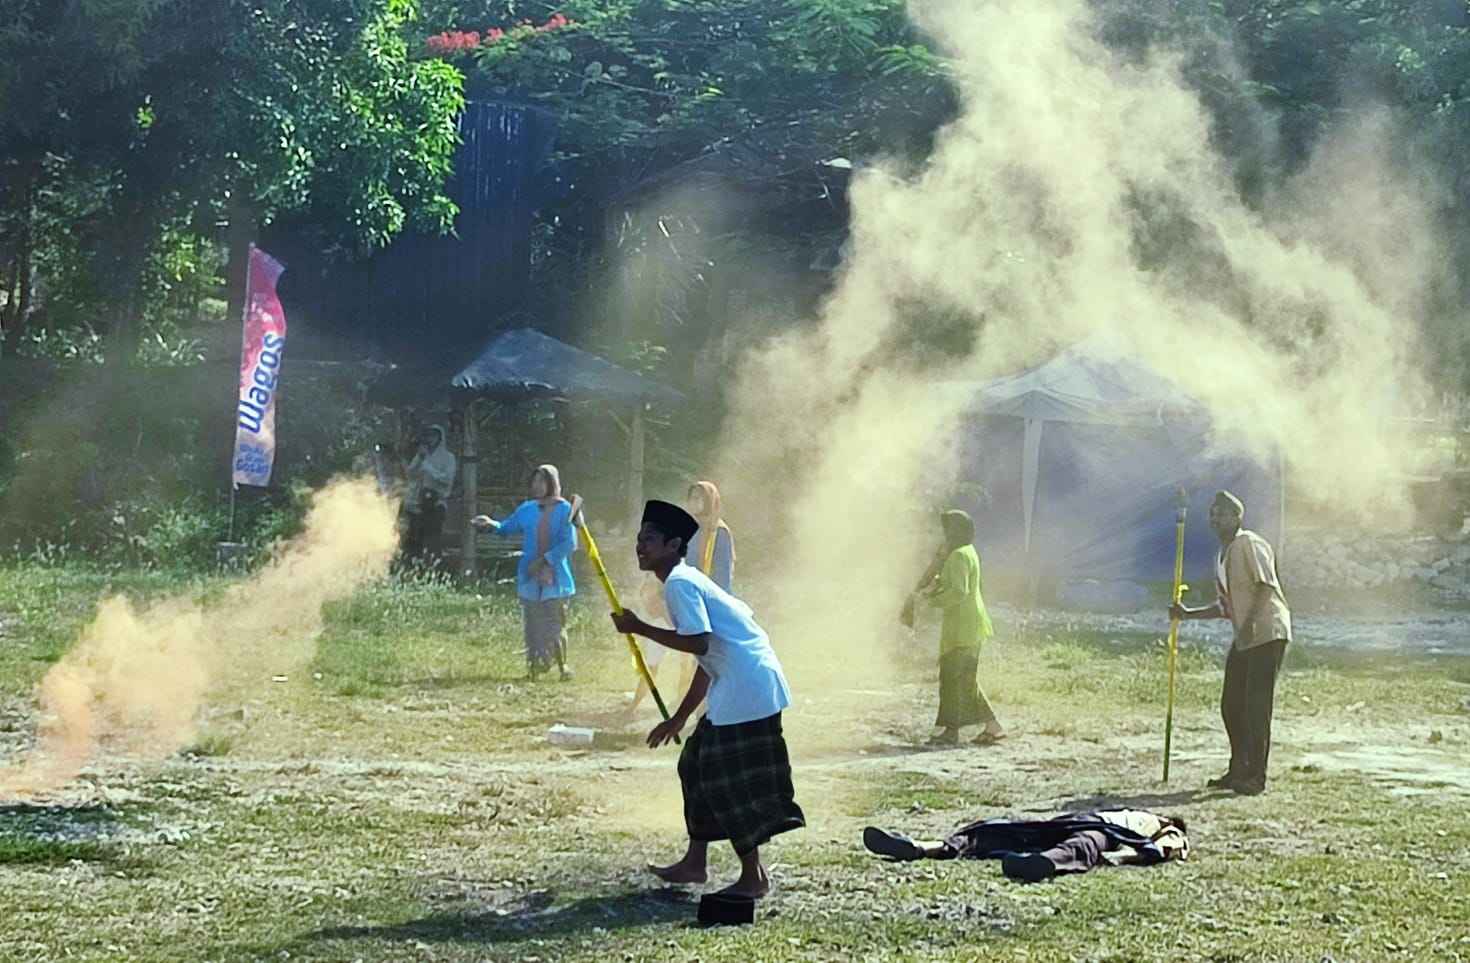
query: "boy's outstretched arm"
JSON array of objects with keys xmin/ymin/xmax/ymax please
[{"xmin": 611, "ymin": 609, "xmax": 710, "ymax": 656}]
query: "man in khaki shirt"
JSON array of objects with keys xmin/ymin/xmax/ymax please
[{"xmin": 1172, "ymin": 491, "xmax": 1292, "ymax": 795}]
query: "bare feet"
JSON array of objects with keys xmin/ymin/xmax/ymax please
[
  {"xmin": 715, "ymin": 850, "xmax": 772, "ymax": 899},
  {"xmin": 647, "ymin": 860, "xmax": 708, "ymax": 885},
  {"xmin": 973, "ymin": 725, "xmax": 1006, "ymax": 746},
  {"xmin": 715, "ymin": 863, "xmax": 771, "ymax": 899}
]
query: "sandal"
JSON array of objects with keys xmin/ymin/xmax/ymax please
[{"xmin": 972, "ymin": 731, "xmax": 1006, "ymax": 746}]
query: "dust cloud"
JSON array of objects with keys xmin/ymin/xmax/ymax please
[
  {"xmin": 709, "ymin": 0, "xmax": 1448, "ymax": 697},
  {"xmin": 0, "ymin": 477, "xmax": 397, "ymax": 797}
]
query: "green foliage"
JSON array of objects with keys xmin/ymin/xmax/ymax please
[
  {"xmin": 430, "ymin": 0, "xmax": 938, "ymax": 168},
  {"xmin": 1, "ymin": 483, "xmax": 313, "ymax": 574},
  {"xmin": 183, "ymin": 730, "xmax": 238, "ymax": 758},
  {"xmin": 0, "ymin": 364, "xmax": 378, "ymax": 571},
  {"xmin": 234, "ymin": 0, "xmax": 466, "ymax": 251},
  {"xmin": 409, "ymin": 1, "xmax": 955, "ymax": 393},
  {"xmin": 4, "ymin": 0, "xmax": 1470, "ymax": 384},
  {"xmin": 0, "ymin": 0, "xmax": 466, "ymax": 362},
  {"xmin": 105, "ymin": 494, "xmax": 227, "ymax": 571}
]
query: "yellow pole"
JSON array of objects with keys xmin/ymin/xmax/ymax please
[
  {"xmin": 1163, "ymin": 488, "xmax": 1189, "ymax": 783},
  {"xmin": 571, "ymin": 500, "xmax": 679, "ymax": 739}
]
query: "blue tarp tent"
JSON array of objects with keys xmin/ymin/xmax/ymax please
[
  {"xmin": 369, "ymin": 327, "xmax": 683, "ymax": 407},
  {"xmin": 450, "ymin": 328, "xmax": 683, "ymax": 405},
  {"xmin": 953, "ymin": 339, "xmax": 1284, "ymax": 585}
]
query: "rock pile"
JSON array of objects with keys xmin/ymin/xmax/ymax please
[{"xmin": 1285, "ymin": 530, "xmax": 1470, "ymax": 598}]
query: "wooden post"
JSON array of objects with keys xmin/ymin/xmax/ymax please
[
  {"xmin": 461, "ymin": 397, "xmax": 480, "ymax": 579},
  {"xmin": 628, "ymin": 404, "xmax": 646, "ymax": 528}
]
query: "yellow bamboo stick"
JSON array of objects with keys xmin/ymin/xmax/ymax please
[
  {"xmin": 1163, "ymin": 488, "xmax": 1189, "ymax": 783},
  {"xmin": 570, "ymin": 499, "xmax": 679, "ymax": 738}
]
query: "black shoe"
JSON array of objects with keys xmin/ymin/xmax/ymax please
[
  {"xmin": 1206, "ymin": 771, "xmax": 1240, "ymax": 789},
  {"xmin": 863, "ymin": 827, "xmax": 925, "ymax": 861},
  {"xmin": 1002, "ymin": 851, "xmax": 1057, "ymax": 883}
]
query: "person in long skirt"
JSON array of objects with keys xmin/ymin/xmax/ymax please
[
  {"xmin": 473, "ymin": 464, "xmax": 577, "ymax": 680},
  {"xmin": 911, "ymin": 509, "xmax": 1004, "ymax": 747},
  {"xmin": 613, "ymin": 500, "xmax": 804, "ymax": 899}
]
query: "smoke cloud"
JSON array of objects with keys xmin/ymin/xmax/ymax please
[
  {"xmin": 0, "ymin": 477, "xmax": 397, "ymax": 797},
  {"xmin": 710, "ymin": 0, "xmax": 1446, "ymax": 690}
]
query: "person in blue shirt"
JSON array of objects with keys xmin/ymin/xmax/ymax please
[
  {"xmin": 625, "ymin": 480, "xmax": 735, "ymax": 719},
  {"xmin": 472, "ymin": 464, "xmax": 577, "ymax": 680},
  {"xmin": 612, "ymin": 500, "xmax": 804, "ymax": 900}
]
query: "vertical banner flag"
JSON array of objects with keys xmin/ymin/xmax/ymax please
[{"xmin": 231, "ymin": 245, "xmax": 288, "ymax": 487}]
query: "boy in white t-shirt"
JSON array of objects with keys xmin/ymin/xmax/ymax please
[{"xmin": 611, "ymin": 500, "xmax": 804, "ymax": 899}]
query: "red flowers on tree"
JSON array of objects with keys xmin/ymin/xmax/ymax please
[
  {"xmin": 425, "ymin": 30, "xmax": 481, "ymax": 55},
  {"xmin": 425, "ymin": 13, "xmax": 574, "ymax": 57}
]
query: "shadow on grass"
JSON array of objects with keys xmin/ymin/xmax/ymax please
[
  {"xmin": 0, "ymin": 802, "xmax": 149, "ymax": 870},
  {"xmin": 303, "ymin": 886, "xmax": 696, "ymax": 949},
  {"xmin": 0, "ymin": 801, "xmax": 118, "ymax": 828}
]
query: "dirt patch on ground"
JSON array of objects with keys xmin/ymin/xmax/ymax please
[{"xmin": 1297, "ymin": 742, "xmax": 1470, "ymax": 796}]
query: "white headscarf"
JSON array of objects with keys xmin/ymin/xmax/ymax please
[{"xmin": 406, "ymin": 425, "xmax": 457, "ymax": 510}]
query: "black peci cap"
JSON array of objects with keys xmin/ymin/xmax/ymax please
[{"xmin": 642, "ymin": 499, "xmax": 699, "ymax": 545}]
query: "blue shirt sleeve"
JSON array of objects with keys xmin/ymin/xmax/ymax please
[
  {"xmin": 664, "ymin": 578, "xmax": 713, "ymax": 636},
  {"xmin": 543, "ymin": 503, "xmax": 577, "ymax": 566},
  {"xmin": 496, "ymin": 501, "xmax": 532, "ymax": 537}
]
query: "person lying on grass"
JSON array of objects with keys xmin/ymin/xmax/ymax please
[
  {"xmin": 610, "ymin": 499, "xmax": 804, "ymax": 900},
  {"xmin": 863, "ymin": 807, "xmax": 1189, "ymax": 883}
]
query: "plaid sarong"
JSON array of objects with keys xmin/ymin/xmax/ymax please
[{"xmin": 678, "ymin": 712, "xmax": 804, "ymax": 856}]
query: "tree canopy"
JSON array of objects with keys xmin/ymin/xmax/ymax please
[
  {"xmin": 0, "ymin": 0, "xmax": 463, "ymax": 362},
  {"xmin": 1, "ymin": 0, "xmax": 1467, "ymax": 384}
]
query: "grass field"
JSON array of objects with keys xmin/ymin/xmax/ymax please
[{"xmin": 3, "ymin": 562, "xmax": 1470, "ymax": 962}]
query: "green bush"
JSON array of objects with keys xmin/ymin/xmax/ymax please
[
  {"xmin": 0, "ymin": 361, "xmax": 378, "ymax": 571},
  {"xmin": 96, "ymin": 493, "xmax": 223, "ymax": 570},
  {"xmin": 2, "ymin": 483, "xmax": 314, "ymax": 574}
]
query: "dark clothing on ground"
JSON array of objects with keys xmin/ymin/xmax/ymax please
[
  {"xmin": 678, "ymin": 712, "xmax": 805, "ymax": 856},
  {"xmin": 1034, "ymin": 828, "xmax": 1110, "ymax": 875},
  {"xmin": 937, "ymin": 812, "xmax": 1181, "ymax": 865},
  {"xmin": 999, "ymin": 829, "xmax": 1115, "ymax": 882},
  {"xmin": 863, "ymin": 809, "xmax": 1188, "ymax": 883},
  {"xmin": 935, "ymin": 648, "xmax": 999, "ymax": 730},
  {"xmin": 1222, "ymin": 637, "xmax": 1287, "ymax": 786}
]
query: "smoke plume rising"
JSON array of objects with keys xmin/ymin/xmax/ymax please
[
  {"xmin": 0, "ymin": 477, "xmax": 397, "ymax": 797},
  {"xmin": 711, "ymin": 0, "xmax": 1447, "ymax": 691}
]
